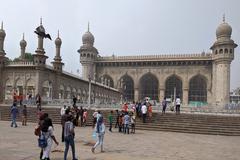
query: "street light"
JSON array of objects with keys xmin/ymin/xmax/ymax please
[{"xmin": 88, "ymin": 74, "xmax": 91, "ymax": 109}]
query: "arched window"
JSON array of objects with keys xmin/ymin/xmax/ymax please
[
  {"xmin": 188, "ymin": 75, "xmax": 207, "ymax": 102},
  {"xmin": 165, "ymin": 75, "xmax": 182, "ymax": 101},
  {"xmin": 224, "ymin": 48, "xmax": 228, "ymax": 53},
  {"xmin": 215, "ymin": 50, "xmax": 218, "ymax": 54},
  {"xmin": 219, "ymin": 49, "xmax": 223, "ymax": 54},
  {"xmin": 230, "ymin": 49, "xmax": 233, "ymax": 53},
  {"xmin": 139, "ymin": 73, "xmax": 159, "ymax": 101},
  {"xmin": 120, "ymin": 74, "xmax": 134, "ymax": 102}
]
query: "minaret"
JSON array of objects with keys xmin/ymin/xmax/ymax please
[
  {"xmin": 0, "ymin": 21, "xmax": 6, "ymax": 57},
  {"xmin": 33, "ymin": 18, "xmax": 48, "ymax": 66},
  {"xmin": 78, "ymin": 23, "xmax": 98, "ymax": 80},
  {"xmin": 211, "ymin": 15, "xmax": 238, "ymax": 106},
  {"xmin": 20, "ymin": 33, "xmax": 27, "ymax": 60},
  {"xmin": 0, "ymin": 21, "xmax": 6, "ymax": 103},
  {"xmin": 52, "ymin": 30, "xmax": 64, "ymax": 72}
]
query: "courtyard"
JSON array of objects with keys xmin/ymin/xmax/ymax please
[{"xmin": 0, "ymin": 121, "xmax": 239, "ymax": 160}]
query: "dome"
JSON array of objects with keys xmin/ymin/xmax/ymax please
[
  {"xmin": 82, "ymin": 31, "xmax": 94, "ymax": 45},
  {"xmin": 55, "ymin": 37, "xmax": 62, "ymax": 46},
  {"xmin": 216, "ymin": 22, "xmax": 232, "ymax": 38},
  {"xmin": 20, "ymin": 39, "xmax": 27, "ymax": 47}
]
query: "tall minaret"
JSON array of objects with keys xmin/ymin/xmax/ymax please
[
  {"xmin": 0, "ymin": 22, "xmax": 6, "ymax": 57},
  {"xmin": 33, "ymin": 18, "xmax": 48, "ymax": 66},
  {"xmin": 0, "ymin": 21, "xmax": 6, "ymax": 103},
  {"xmin": 78, "ymin": 22, "xmax": 98, "ymax": 80},
  {"xmin": 211, "ymin": 15, "xmax": 238, "ymax": 106},
  {"xmin": 20, "ymin": 33, "xmax": 27, "ymax": 60},
  {"xmin": 52, "ymin": 30, "xmax": 64, "ymax": 72}
]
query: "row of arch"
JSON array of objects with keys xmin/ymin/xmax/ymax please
[
  {"xmin": 5, "ymin": 79, "xmax": 115, "ymax": 103},
  {"xmin": 215, "ymin": 48, "xmax": 233, "ymax": 54},
  {"xmin": 102, "ymin": 73, "xmax": 208, "ymax": 103}
]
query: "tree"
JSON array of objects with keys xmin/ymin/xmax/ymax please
[{"xmin": 12, "ymin": 52, "xmax": 34, "ymax": 62}]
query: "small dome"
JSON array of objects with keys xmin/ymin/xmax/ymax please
[
  {"xmin": 55, "ymin": 37, "xmax": 62, "ymax": 46},
  {"xmin": 82, "ymin": 31, "xmax": 94, "ymax": 45},
  {"xmin": 216, "ymin": 22, "xmax": 232, "ymax": 38},
  {"xmin": 38, "ymin": 25, "xmax": 45, "ymax": 33},
  {"xmin": 20, "ymin": 39, "xmax": 27, "ymax": 47}
]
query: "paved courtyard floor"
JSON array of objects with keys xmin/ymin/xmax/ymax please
[{"xmin": 0, "ymin": 120, "xmax": 240, "ymax": 160}]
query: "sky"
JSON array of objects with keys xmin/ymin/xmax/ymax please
[{"xmin": 0, "ymin": 0, "xmax": 239, "ymax": 90}]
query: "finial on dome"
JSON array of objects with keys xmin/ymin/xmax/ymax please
[
  {"xmin": 57, "ymin": 30, "xmax": 59, "ymax": 38},
  {"xmin": 1, "ymin": 21, "xmax": 3, "ymax": 29},
  {"xmin": 223, "ymin": 14, "xmax": 225, "ymax": 23},
  {"xmin": 22, "ymin": 33, "xmax": 25, "ymax": 40},
  {"xmin": 40, "ymin": 17, "xmax": 42, "ymax": 25},
  {"xmin": 88, "ymin": 22, "xmax": 90, "ymax": 32}
]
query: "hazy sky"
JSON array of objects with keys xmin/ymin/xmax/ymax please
[{"xmin": 0, "ymin": 0, "xmax": 239, "ymax": 90}]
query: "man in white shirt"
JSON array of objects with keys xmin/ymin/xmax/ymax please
[
  {"xmin": 141, "ymin": 103, "xmax": 147, "ymax": 123},
  {"xmin": 61, "ymin": 105, "xmax": 67, "ymax": 116},
  {"xmin": 176, "ymin": 97, "xmax": 181, "ymax": 115}
]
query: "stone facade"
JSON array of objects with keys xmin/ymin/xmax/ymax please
[
  {"xmin": 79, "ymin": 18, "xmax": 238, "ymax": 107},
  {"xmin": 0, "ymin": 21, "xmax": 120, "ymax": 104}
]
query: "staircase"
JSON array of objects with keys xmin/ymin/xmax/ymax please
[{"xmin": 1, "ymin": 105, "xmax": 240, "ymax": 136}]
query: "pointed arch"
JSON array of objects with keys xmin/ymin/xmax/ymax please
[
  {"xmin": 188, "ymin": 74, "xmax": 207, "ymax": 103},
  {"xmin": 101, "ymin": 74, "xmax": 114, "ymax": 87},
  {"xmin": 120, "ymin": 74, "xmax": 134, "ymax": 102},
  {"xmin": 165, "ymin": 75, "xmax": 183, "ymax": 100},
  {"xmin": 26, "ymin": 78, "xmax": 36, "ymax": 96},
  {"xmin": 42, "ymin": 80, "xmax": 52, "ymax": 98},
  {"xmin": 139, "ymin": 72, "xmax": 159, "ymax": 101},
  {"xmin": 15, "ymin": 78, "xmax": 24, "ymax": 95},
  {"xmin": 5, "ymin": 79, "xmax": 13, "ymax": 100}
]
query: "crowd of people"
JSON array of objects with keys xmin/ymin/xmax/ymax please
[{"xmin": 8, "ymin": 94, "xmax": 183, "ymax": 160}]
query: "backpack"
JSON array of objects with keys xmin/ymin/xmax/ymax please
[{"xmin": 38, "ymin": 133, "xmax": 47, "ymax": 148}]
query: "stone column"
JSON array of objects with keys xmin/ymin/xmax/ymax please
[
  {"xmin": 134, "ymin": 88, "xmax": 139, "ymax": 102},
  {"xmin": 159, "ymin": 89, "xmax": 165, "ymax": 102},
  {"xmin": 183, "ymin": 88, "xmax": 189, "ymax": 105}
]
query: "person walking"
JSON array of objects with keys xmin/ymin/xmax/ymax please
[
  {"xmin": 92, "ymin": 109, "xmax": 98, "ymax": 129},
  {"xmin": 162, "ymin": 97, "xmax": 167, "ymax": 115},
  {"xmin": 108, "ymin": 110, "xmax": 113, "ymax": 132},
  {"xmin": 130, "ymin": 112, "xmax": 136, "ymax": 133},
  {"xmin": 64, "ymin": 115, "xmax": 78, "ymax": 160},
  {"xmin": 22, "ymin": 105, "xmax": 27, "ymax": 126},
  {"xmin": 123, "ymin": 112, "xmax": 130, "ymax": 134},
  {"xmin": 114, "ymin": 110, "xmax": 120, "ymax": 128},
  {"xmin": 61, "ymin": 109, "xmax": 70, "ymax": 142},
  {"xmin": 176, "ymin": 96, "xmax": 181, "ymax": 115},
  {"xmin": 148, "ymin": 103, "xmax": 153, "ymax": 122},
  {"xmin": 41, "ymin": 118, "xmax": 59, "ymax": 160},
  {"xmin": 10, "ymin": 103, "xmax": 19, "ymax": 128},
  {"xmin": 92, "ymin": 115, "xmax": 105, "ymax": 153},
  {"xmin": 141, "ymin": 103, "xmax": 147, "ymax": 123}
]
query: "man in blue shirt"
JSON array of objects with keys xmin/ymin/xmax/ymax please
[{"xmin": 10, "ymin": 103, "xmax": 19, "ymax": 128}]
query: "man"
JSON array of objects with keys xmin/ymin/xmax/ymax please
[
  {"xmin": 10, "ymin": 103, "xmax": 19, "ymax": 127},
  {"xmin": 176, "ymin": 96, "xmax": 181, "ymax": 115},
  {"xmin": 60, "ymin": 105, "xmax": 67, "ymax": 116},
  {"xmin": 64, "ymin": 115, "xmax": 78, "ymax": 160},
  {"xmin": 61, "ymin": 109, "xmax": 70, "ymax": 142},
  {"xmin": 162, "ymin": 97, "xmax": 167, "ymax": 115},
  {"xmin": 114, "ymin": 110, "xmax": 120, "ymax": 128},
  {"xmin": 141, "ymin": 103, "xmax": 147, "ymax": 123},
  {"xmin": 108, "ymin": 111, "xmax": 113, "ymax": 132},
  {"xmin": 123, "ymin": 112, "xmax": 130, "ymax": 134},
  {"xmin": 73, "ymin": 96, "xmax": 77, "ymax": 106}
]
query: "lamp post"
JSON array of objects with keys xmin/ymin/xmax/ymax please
[{"xmin": 88, "ymin": 75, "xmax": 91, "ymax": 109}]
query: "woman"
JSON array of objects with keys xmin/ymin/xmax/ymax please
[
  {"xmin": 41, "ymin": 118, "xmax": 59, "ymax": 160},
  {"xmin": 91, "ymin": 115, "xmax": 105, "ymax": 153}
]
